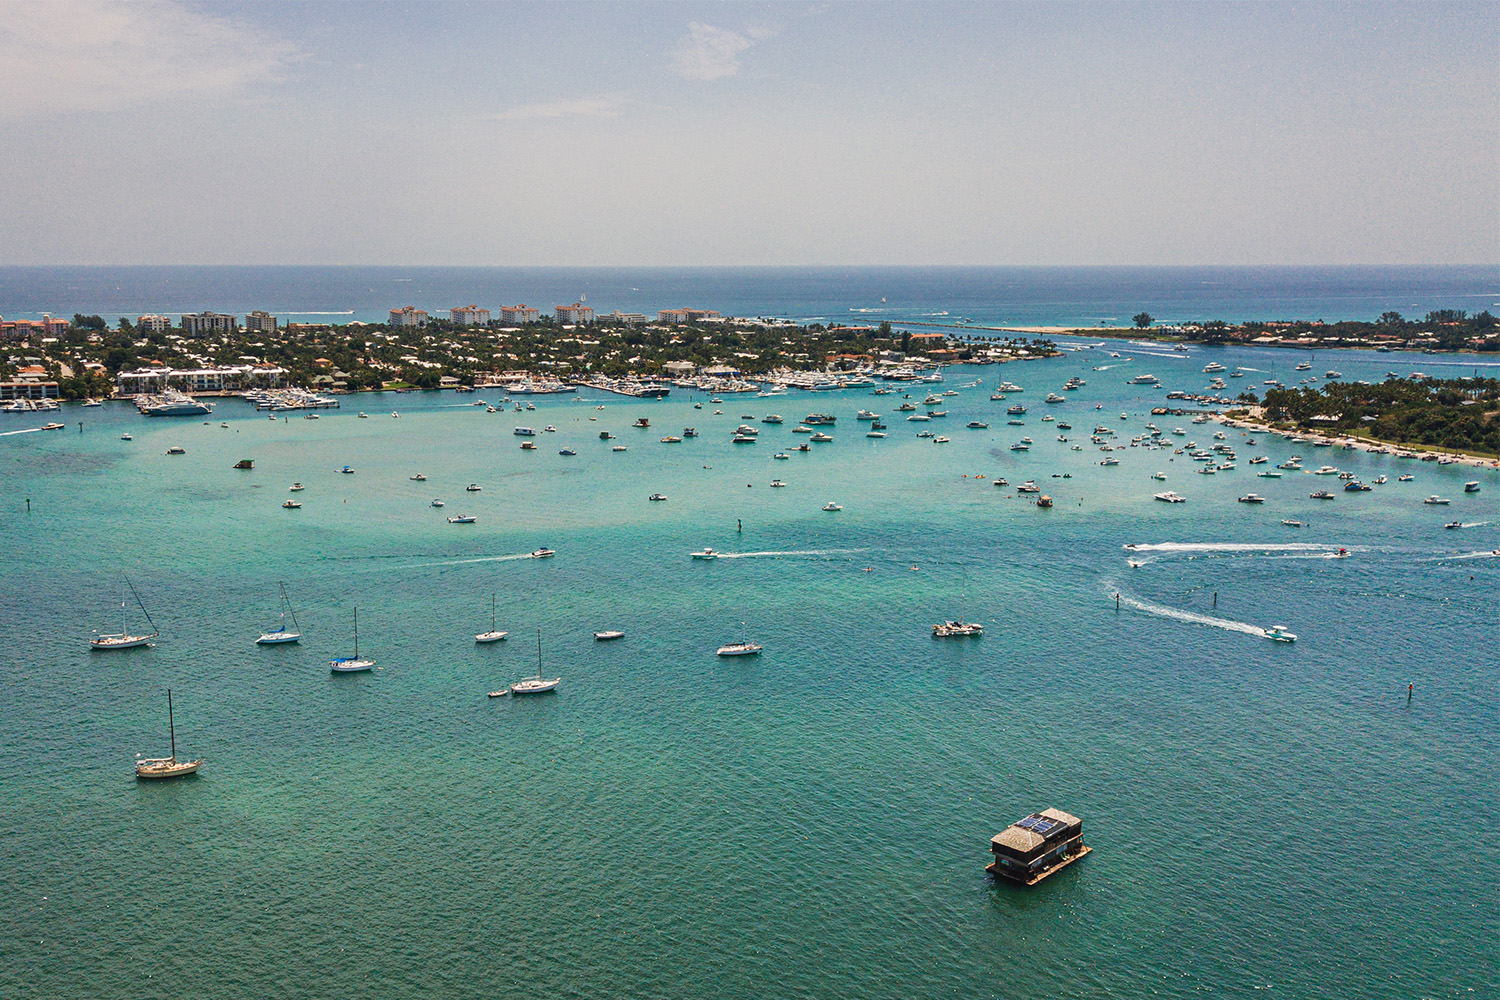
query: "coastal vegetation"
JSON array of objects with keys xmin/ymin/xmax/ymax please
[
  {"xmin": 1252, "ymin": 376, "xmax": 1500, "ymax": 457},
  {"xmin": 3, "ymin": 315, "xmax": 1056, "ymax": 399},
  {"xmin": 1106, "ymin": 310, "xmax": 1498, "ymax": 352}
]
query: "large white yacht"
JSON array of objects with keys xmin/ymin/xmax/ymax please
[{"xmin": 715, "ymin": 642, "xmax": 762, "ymax": 656}]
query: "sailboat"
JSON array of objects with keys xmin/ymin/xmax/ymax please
[
  {"xmin": 933, "ymin": 572, "xmax": 983, "ymax": 637},
  {"xmin": 476, "ymin": 594, "xmax": 508, "ymax": 643},
  {"xmin": 329, "ymin": 606, "xmax": 374, "ymax": 672},
  {"xmin": 256, "ymin": 581, "xmax": 301, "ymax": 645},
  {"xmin": 91, "ymin": 578, "xmax": 160, "ymax": 649},
  {"xmin": 135, "ymin": 689, "xmax": 203, "ymax": 779},
  {"xmin": 511, "ymin": 629, "xmax": 559, "ymax": 695}
]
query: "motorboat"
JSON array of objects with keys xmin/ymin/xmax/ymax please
[
  {"xmin": 134, "ymin": 689, "xmax": 203, "ymax": 779},
  {"xmin": 1444, "ymin": 521, "xmax": 1463, "ymax": 530},
  {"xmin": 1151, "ymin": 472, "xmax": 1167, "ymax": 481},
  {"xmin": 1264, "ymin": 625, "xmax": 1296, "ymax": 642},
  {"xmin": 648, "ymin": 493, "xmax": 667, "ymax": 501},
  {"xmin": 513, "ymin": 426, "xmax": 537, "ymax": 436},
  {"xmin": 1398, "ymin": 474, "xmax": 1414, "ymax": 482},
  {"xmin": 289, "ymin": 483, "xmax": 305, "ymax": 491},
  {"xmin": 466, "ymin": 483, "xmax": 482, "ymax": 491},
  {"xmin": 1344, "ymin": 481, "xmax": 1370, "ymax": 492},
  {"xmin": 559, "ymin": 448, "xmax": 576, "ymax": 456},
  {"xmin": 1464, "ymin": 481, "xmax": 1481, "ymax": 493},
  {"xmin": 866, "ymin": 431, "xmax": 887, "ymax": 438},
  {"xmin": 531, "ymin": 547, "xmax": 556, "ymax": 558},
  {"xmin": 933, "ymin": 436, "xmax": 951, "ymax": 444},
  {"xmin": 1258, "ymin": 470, "xmax": 1283, "ymax": 478},
  {"xmin": 1237, "ymin": 494, "xmax": 1267, "ymax": 504},
  {"xmin": 410, "ymin": 473, "xmax": 427, "ymax": 481},
  {"xmin": 690, "ymin": 548, "xmax": 718, "ymax": 560},
  {"xmin": 282, "ymin": 500, "xmax": 302, "ymax": 509},
  {"xmin": 1310, "ymin": 490, "xmax": 1335, "ymax": 500},
  {"xmin": 810, "ymin": 432, "xmax": 834, "ymax": 442},
  {"xmin": 612, "ymin": 445, "xmax": 628, "ymax": 451},
  {"xmin": 512, "ymin": 630, "xmax": 560, "ymax": 694},
  {"xmin": 431, "ymin": 499, "xmax": 445, "ymax": 507},
  {"xmin": 594, "ymin": 630, "xmax": 625, "ymax": 641},
  {"xmin": 1313, "ymin": 466, "xmax": 1339, "ymax": 475},
  {"xmin": 120, "ymin": 433, "xmax": 133, "ymax": 441},
  {"xmin": 1423, "ymin": 495, "xmax": 1450, "ymax": 505},
  {"xmin": 769, "ymin": 480, "xmax": 786, "ymax": 488},
  {"xmin": 1017, "ymin": 481, "xmax": 1041, "ymax": 493},
  {"xmin": 967, "ymin": 421, "xmax": 989, "ymax": 429},
  {"xmin": 932, "ymin": 620, "xmax": 983, "ymax": 637},
  {"xmin": 1282, "ymin": 519, "xmax": 1302, "ymax": 527},
  {"xmin": 715, "ymin": 642, "xmax": 762, "ymax": 656},
  {"xmin": 763, "ymin": 415, "xmax": 785, "ymax": 424},
  {"xmin": 338, "ymin": 465, "xmax": 354, "ymax": 474},
  {"xmin": 1100, "ymin": 457, "xmax": 1119, "ymax": 466},
  {"xmin": 1153, "ymin": 491, "xmax": 1186, "ymax": 503},
  {"xmin": 856, "ymin": 410, "xmax": 878, "ymax": 420},
  {"xmin": 447, "ymin": 514, "xmax": 476, "ymax": 523},
  {"xmin": 1009, "ymin": 442, "xmax": 1029, "ymax": 451},
  {"xmin": 774, "ymin": 451, "xmax": 791, "ymax": 459},
  {"xmin": 166, "ymin": 446, "xmax": 186, "ymax": 455},
  {"xmin": 660, "ymin": 436, "xmax": 682, "ymax": 443}
]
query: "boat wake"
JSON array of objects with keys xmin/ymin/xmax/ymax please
[
  {"xmin": 1105, "ymin": 583, "xmax": 1269, "ymax": 638},
  {"xmin": 1123, "ymin": 541, "xmax": 1356, "ymax": 556},
  {"xmin": 1421, "ymin": 549, "xmax": 1500, "ymax": 562},
  {"xmin": 0, "ymin": 427, "xmax": 42, "ymax": 436},
  {"xmin": 716, "ymin": 548, "xmax": 866, "ymax": 560},
  {"xmin": 403, "ymin": 552, "xmax": 545, "ymax": 569}
]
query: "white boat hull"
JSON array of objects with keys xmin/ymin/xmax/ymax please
[
  {"xmin": 511, "ymin": 677, "xmax": 560, "ymax": 694},
  {"xmin": 475, "ymin": 631, "xmax": 508, "ymax": 643},
  {"xmin": 135, "ymin": 758, "xmax": 202, "ymax": 779},
  {"xmin": 330, "ymin": 658, "xmax": 374, "ymax": 673},
  {"xmin": 255, "ymin": 631, "xmax": 300, "ymax": 645},
  {"xmin": 91, "ymin": 634, "xmax": 155, "ymax": 649}
]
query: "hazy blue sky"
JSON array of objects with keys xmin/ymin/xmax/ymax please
[{"xmin": 1, "ymin": 1, "xmax": 1494, "ymax": 265}]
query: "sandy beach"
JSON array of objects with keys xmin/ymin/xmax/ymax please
[{"xmin": 1217, "ymin": 408, "xmax": 1500, "ymax": 470}]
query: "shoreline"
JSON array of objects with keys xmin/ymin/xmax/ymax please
[{"xmin": 1216, "ymin": 408, "xmax": 1500, "ymax": 470}]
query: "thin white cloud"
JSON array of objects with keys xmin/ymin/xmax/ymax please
[
  {"xmin": 492, "ymin": 94, "xmax": 631, "ymax": 122},
  {"xmin": 672, "ymin": 22, "xmax": 776, "ymax": 81},
  {"xmin": 0, "ymin": 0, "xmax": 299, "ymax": 118}
]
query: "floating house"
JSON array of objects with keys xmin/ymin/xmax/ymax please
[{"xmin": 987, "ymin": 808, "xmax": 1090, "ymax": 885}]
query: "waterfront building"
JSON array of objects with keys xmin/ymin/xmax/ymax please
[
  {"xmin": 181, "ymin": 312, "xmax": 238, "ymax": 336},
  {"xmin": 244, "ymin": 310, "xmax": 278, "ymax": 333},
  {"xmin": 136, "ymin": 314, "xmax": 172, "ymax": 333},
  {"xmin": 499, "ymin": 305, "xmax": 540, "ymax": 325},
  {"xmin": 451, "ymin": 305, "xmax": 491, "ymax": 326},
  {"xmin": 658, "ymin": 308, "xmax": 722, "ymax": 324},
  {"xmin": 555, "ymin": 303, "xmax": 595, "ymax": 324},
  {"xmin": 1, "ymin": 315, "xmax": 70, "ymax": 340},
  {"xmin": 116, "ymin": 365, "xmax": 287, "ymax": 396},
  {"xmin": 389, "ymin": 306, "xmax": 429, "ymax": 328}
]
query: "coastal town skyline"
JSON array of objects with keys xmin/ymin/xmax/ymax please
[{"xmin": 1, "ymin": 0, "xmax": 1494, "ymax": 268}]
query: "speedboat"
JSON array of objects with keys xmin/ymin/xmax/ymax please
[
  {"xmin": 821, "ymin": 502, "xmax": 842, "ymax": 511},
  {"xmin": 289, "ymin": 483, "xmax": 305, "ymax": 491},
  {"xmin": 690, "ymin": 548, "xmax": 718, "ymax": 560},
  {"xmin": 932, "ymin": 620, "xmax": 983, "ymax": 637},
  {"xmin": 282, "ymin": 500, "xmax": 302, "ymax": 509},
  {"xmin": 1444, "ymin": 521, "xmax": 1463, "ymax": 529},
  {"xmin": 1258, "ymin": 470, "xmax": 1283, "ymax": 478},
  {"xmin": 531, "ymin": 547, "xmax": 556, "ymax": 558},
  {"xmin": 715, "ymin": 642, "xmax": 762, "ymax": 656},
  {"xmin": 338, "ymin": 465, "xmax": 354, "ymax": 474},
  {"xmin": 1398, "ymin": 474, "xmax": 1414, "ymax": 482},
  {"xmin": 1237, "ymin": 494, "xmax": 1266, "ymax": 504},
  {"xmin": 447, "ymin": 514, "xmax": 476, "ymax": 523},
  {"xmin": 1154, "ymin": 491, "xmax": 1186, "ymax": 503},
  {"xmin": 1263, "ymin": 625, "xmax": 1296, "ymax": 643}
]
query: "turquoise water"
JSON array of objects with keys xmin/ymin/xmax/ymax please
[{"xmin": 2, "ymin": 343, "xmax": 1496, "ymax": 998}]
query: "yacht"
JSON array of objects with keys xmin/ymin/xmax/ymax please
[
  {"xmin": 932, "ymin": 620, "xmax": 983, "ymax": 637},
  {"xmin": 1007, "ymin": 404, "xmax": 1027, "ymax": 415},
  {"xmin": 91, "ymin": 580, "xmax": 159, "ymax": 650},
  {"xmin": 511, "ymin": 631, "xmax": 560, "ymax": 695},
  {"xmin": 476, "ymin": 594, "xmax": 508, "ymax": 643},
  {"xmin": 139, "ymin": 390, "xmax": 214, "ymax": 417},
  {"xmin": 1045, "ymin": 393, "xmax": 1067, "ymax": 403},
  {"xmin": 1263, "ymin": 625, "xmax": 1297, "ymax": 643},
  {"xmin": 1128, "ymin": 374, "xmax": 1159, "ymax": 384},
  {"xmin": 1296, "ymin": 361, "xmax": 1312, "ymax": 371},
  {"xmin": 856, "ymin": 410, "xmax": 878, "ymax": 420},
  {"xmin": 691, "ymin": 548, "xmax": 718, "ymax": 560},
  {"xmin": 1016, "ymin": 481, "xmax": 1041, "ymax": 493},
  {"xmin": 134, "ymin": 689, "xmax": 203, "ymax": 779},
  {"xmin": 1203, "ymin": 362, "xmax": 1226, "ymax": 373},
  {"xmin": 715, "ymin": 642, "xmax": 762, "ymax": 656},
  {"xmin": 810, "ymin": 432, "xmax": 834, "ymax": 442},
  {"xmin": 1313, "ymin": 466, "xmax": 1340, "ymax": 476},
  {"xmin": 329, "ymin": 608, "xmax": 374, "ymax": 673},
  {"xmin": 967, "ymin": 421, "xmax": 989, "ymax": 429},
  {"xmin": 1237, "ymin": 494, "xmax": 1267, "ymax": 504},
  {"xmin": 1153, "ymin": 491, "xmax": 1186, "ymax": 503}
]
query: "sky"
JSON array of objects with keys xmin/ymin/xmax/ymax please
[{"xmin": 0, "ymin": 0, "xmax": 1495, "ymax": 266}]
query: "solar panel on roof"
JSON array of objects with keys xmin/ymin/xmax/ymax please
[{"xmin": 1016, "ymin": 815, "xmax": 1063, "ymax": 835}]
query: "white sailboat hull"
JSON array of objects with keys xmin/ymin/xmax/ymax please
[
  {"xmin": 330, "ymin": 658, "xmax": 374, "ymax": 673},
  {"xmin": 91, "ymin": 633, "xmax": 155, "ymax": 649},
  {"xmin": 135, "ymin": 758, "xmax": 202, "ymax": 779},
  {"xmin": 255, "ymin": 631, "xmax": 300, "ymax": 645},
  {"xmin": 475, "ymin": 631, "xmax": 508, "ymax": 643},
  {"xmin": 511, "ymin": 677, "xmax": 560, "ymax": 694}
]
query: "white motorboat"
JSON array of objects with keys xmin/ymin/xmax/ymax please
[
  {"xmin": 431, "ymin": 499, "xmax": 445, "ymax": 507},
  {"xmin": 289, "ymin": 482, "xmax": 305, "ymax": 491},
  {"xmin": 447, "ymin": 514, "xmax": 476, "ymax": 523},
  {"xmin": 1154, "ymin": 491, "xmax": 1186, "ymax": 503},
  {"xmin": 715, "ymin": 642, "xmax": 762, "ymax": 656},
  {"xmin": 1423, "ymin": 495, "xmax": 1450, "ymax": 505},
  {"xmin": 329, "ymin": 607, "xmax": 374, "ymax": 672},
  {"xmin": 511, "ymin": 630, "xmax": 560, "ymax": 694},
  {"xmin": 1258, "ymin": 470, "xmax": 1283, "ymax": 478},
  {"xmin": 282, "ymin": 500, "xmax": 302, "ymax": 509},
  {"xmin": 649, "ymin": 493, "xmax": 668, "ymax": 501},
  {"xmin": 769, "ymin": 479, "xmax": 786, "ymax": 487},
  {"xmin": 1263, "ymin": 625, "xmax": 1297, "ymax": 643},
  {"xmin": 134, "ymin": 689, "xmax": 203, "ymax": 779},
  {"xmin": 91, "ymin": 579, "xmax": 159, "ymax": 650},
  {"xmin": 1237, "ymin": 494, "xmax": 1267, "ymax": 504},
  {"xmin": 691, "ymin": 548, "xmax": 718, "ymax": 560},
  {"xmin": 594, "ymin": 630, "xmax": 625, "ymax": 641},
  {"xmin": 256, "ymin": 581, "xmax": 302, "ymax": 645},
  {"xmin": 476, "ymin": 594, "xmax": 508, "ymax": 643},
  {"xmin": 1151, "ymin": 472, "xmax": 1167, "ymax": 480},
  {"xmin": 1464, "ymin": 481, "xmax": 1481, "ymax": 493},
  {"xmin": 1282, "ymin": 519, "xmax": 1302, "ymax": 527},
  {"xmin": 821, "ymin": 502, "xmax": 843, "ymax": 511},
  {"xmin": 410, "ymin": 473, "xmax": 427, "ymax": 481},
  {"xmin": 531, "ymin": 547, "xmax": 556, "ymax": 558}
]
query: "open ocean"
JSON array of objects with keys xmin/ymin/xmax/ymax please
[
  {"xmin": 1, "ymin": 268, "xmax": 1498, "ymax": 998},
  {"xmin": 1, "ymin": 264, "xmax": 1497, "ymax": 328}
]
